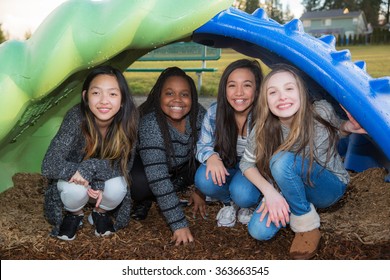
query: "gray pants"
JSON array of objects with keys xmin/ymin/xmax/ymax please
[{"xmin": 57, "ymin": 177, "xmax": 127, "ymax": 212}]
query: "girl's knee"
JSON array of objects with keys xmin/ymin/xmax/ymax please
[
  {"xmin": 231, "ymin": 189, "xmax": 259, "ymax": 208},
  {"xmin": 248, "ymin": 224, "xmax": 276, "ymax": 241},
  {"xmin": 194, "ymin": 167, "xmax": 215, "ymax": 195},
  {"xmin": 101, "ymin": 177, "xmax": 127, "ymax": 209},
  {"xmin": 57, "ymin": 180, "xmax": 88, "ymax": 211},
  {"xmin": 270, "ymin": 152, "xmax": 295, "ymax": 180},
  {"xmin": 229, "ymin": 172, "xmax": 259, "ymax": 207},
  {"xmin": 247, "ymin": 213, "xmax": 279, "ymax": 241}
]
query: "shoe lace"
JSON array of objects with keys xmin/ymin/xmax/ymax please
[
  {"xmin": 239, "ymin": 208, "xmax": 252, "ymax": 216},
  {"xmin": 219, "ymin": 205, "xmax": 236, "ymax": 219}
]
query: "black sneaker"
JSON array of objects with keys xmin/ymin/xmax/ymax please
[
  {"xmin": 131, "ymin": 200, "xmax": 152, "ymax": 221},
  {"xmin": 57, "ymin": 213, "xmax": 84, "ymax": 241},
  {"xmin": 88, "ymin": 211, "xmax": 115, "ymax": 237}
]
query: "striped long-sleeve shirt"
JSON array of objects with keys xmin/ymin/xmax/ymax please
[{"xmin": 138, "ymin": 105, "xmax": 205, "ymax": 231}]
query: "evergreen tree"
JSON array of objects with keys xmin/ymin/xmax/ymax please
[
  {"xmin": 245, "ymin": 0, "xmax": 259, "ymax": 14},
  {"xmin": 234, "ymin": 0, "xmax": 288, "ymax": 23},
  {"xmin": 358, "ymin": 0, "xmax": 382, "ymax": 26},
  {"xmin": 260, "ymin": 0, "xmax": 285, "ymax": 23},
  {"xmin": 302, "ymin": 0, "xmax": 322, "ymax": 11},
  {"xmin": 233, "ymin": 0, "xmax": 246, "ymax": 10},
  {"xmin": 321, "ymin": 0, "xmax": 359, "ymax": 10},
  {"xmin": 377, "ymin": 0, "xmax": 389, "ymax": 24}
]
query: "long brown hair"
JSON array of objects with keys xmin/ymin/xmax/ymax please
[
  {"xmin": 215, "ymin": 59, "xmax": 263, "ymax": 168},
  {"xmin": 254, "ymin": 64, "xmax": 338, "ymax": 185},
  {"xmin": 80, "ymin": 65, "xmax": 138, "ymax": 185}
]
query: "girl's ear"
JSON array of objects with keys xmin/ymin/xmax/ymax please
[{"xmin": 82, "ymin": 90, "xmax": 87, "ymax": 103}]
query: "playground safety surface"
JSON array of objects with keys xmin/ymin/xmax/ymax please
[{"xmin": 0, "ymin": 167, "xmax": 389, "ymax": 260}]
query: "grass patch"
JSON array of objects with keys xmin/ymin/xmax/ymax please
[
  {"xmin": 336, "ymin": 45, "xmax": 390, "ymax": 78},
  {"xmin": 125, "ymin": 45, "xmax": 390, "ymax": 96}
]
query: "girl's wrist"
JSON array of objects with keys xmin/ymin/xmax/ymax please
[
  {"xmin": 207, "ymin": 153, "xmax": 221, "ymax": 163},
  {"xmin": 194, "ymin": 188, "xmax": 205, "ymax": 200}
]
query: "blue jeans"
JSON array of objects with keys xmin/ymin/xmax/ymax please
[
  {"xmin": 248, "ymin": 151, "xmax": 347, "ymax": 241},
  {"xmin": 194, "ymin": 163, "xmax": 261, "ymax": 207}
]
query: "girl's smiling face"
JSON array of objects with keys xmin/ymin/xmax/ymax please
[
  {"xmin": 160, "ymin": 75, "xmax": 192, "ymax": 129},
  {"xmin": 84, "ymin": 74, "xmax": 122, "ymax": 127},
  {"xmin": 226, "ymin": 68, "xmax": 256, "ymax": 115},
  {"xmin": 266, "ymin": 71, "xmax": 301, "ymax": 127}
]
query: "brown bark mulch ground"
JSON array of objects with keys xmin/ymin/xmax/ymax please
[{"xmin": 0, "ymin": 167, "xmax": 389, "ymax": 260}]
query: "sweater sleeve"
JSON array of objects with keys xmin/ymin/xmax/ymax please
[
  {"xmin": 41, "ymin": 105, "xmax": 127, "ymax": 190},
  {"xmin": 41, "ymin": 106, "xmax": 82, "ymax": 181},
  {"xmin": 138, "ymin": 113, "xmax": 188, "ymax": 232},
  {"xmin": 77, "ymin": 158, "xmax": 119, "ymax": 191},
  {"xmin": 83, "ymin": 151, "xmax": 135, "ymax": 190},
  {"xmin": 79, "ymin": 146, "xmax": 135, "ymax": 190},
  {"xmin": 314, "ymin": 100, "xmax": 342, "ymax": 129},
  {"xmin": 313, "ymin": 100, "xmax": 350, "ymax": 184}
]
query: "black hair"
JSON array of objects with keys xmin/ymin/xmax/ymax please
[{"xmin": 139, "ymin": 66, "xmax": 199, "ymax": 174}]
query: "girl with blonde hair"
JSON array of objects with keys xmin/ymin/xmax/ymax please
[{"xmin": 240, "ymin": 63, "xmax": 366, "ymax": 259}]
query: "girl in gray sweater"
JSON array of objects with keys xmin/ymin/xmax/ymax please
[
  {"xmin": 42, "ymin": 66, "xmax": 138, "ymax": 240},
  {"xmin": 130, "ymin": 67, "xmax": 206, "ymax": 245},
  {"xmin": 240, "ymin": 64, "xmax": 366, "ymax": 259}
]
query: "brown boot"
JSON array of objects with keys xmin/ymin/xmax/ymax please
[{"xmin": 289, "ymin": 228, "xmax": 321, "ymax": 260}]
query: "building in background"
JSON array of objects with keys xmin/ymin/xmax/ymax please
[{"xmin": 300, "ymin": 8, "xmax": 369, "ymax": 39}]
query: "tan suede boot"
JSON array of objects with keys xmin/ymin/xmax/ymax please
[
  {"xmin": 289, "ymin": 204, "xmax": 321, "ymax": 260},
  {"xmin": 289, "ymin": 228, "xmax": 321, "ymax": 260}
]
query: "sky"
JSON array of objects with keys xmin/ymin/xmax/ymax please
[{"xmin": 0, "ymin": 0, "xmax": 304, "ymax": 40}]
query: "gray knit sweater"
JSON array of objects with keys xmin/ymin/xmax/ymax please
[
  {"xmin": 138, "ymin": 105, "xmax": 206, "ymax": 232},
  {"xmin": 42, "ymin": 104, "xmax": 134, "ymax": 235},
  {"xmin": 240, "ymin": 100, "xmax": 350, "ymax": 185}
]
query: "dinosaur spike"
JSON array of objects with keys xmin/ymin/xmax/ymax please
[
  {"xmin": 330, "ymin": 50, "xmax": 351, "ymax": 62},
  {"xmin": 252, "ymin": 8, "xmax": 268, "ymax": 20},
  {"xmin": 284, "ymin": 19, "xmax": 304, "ymax": 33},
  {"xmin": 354, "ymin": 60, "xmax": 366, "ymax": 71},
  {"xmin": 369, "ymin": 78, "xmax": 390, "ymax": 92},
  {"xmin": 318, "ymin": 34, "xmax": 336, "ymax": 47}
]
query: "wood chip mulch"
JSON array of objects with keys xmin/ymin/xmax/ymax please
[{"xmin": 0, "ymin": 168, "xmax": 389, "ymax": 260}]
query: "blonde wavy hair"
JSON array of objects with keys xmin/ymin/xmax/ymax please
[{"xmin": 254, "ymin": 64, "xmax": 338, "ymax": 185}]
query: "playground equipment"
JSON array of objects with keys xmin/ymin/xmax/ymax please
[{"xmin": 0, "ymin": 0, "xmax": 389, "ymax": 192}]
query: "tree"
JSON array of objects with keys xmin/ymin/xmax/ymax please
[
  {"xmin": 234, "ymin": 0, "xmax": 289, "ymax": 23},
  {"xmin": 321, "ymin": 0, "xmax": 359, "ymax": 10},
  {"xmin": 381, "ymin": 0, "xmax": 389, "ymax": 24},
  {"xmin": 245, "ymin": 0, "xmax": 259, "ymax": 14},
  {"xmin": 260, "ymin": 0, "xmax": 285, "ymax": 23},
  {"xmin": 302, "ymin": 0, "xmax": 322, "ymax": 11},
  {"xmin": 233, "ymin": 0, "xmax": 246, "ymax": 10},
  {"xmin": 359, "ymin": 0, "xmax": 382, "ymax": 26},
  {"xmin": 0, "ymin": 23, "xmax": 7, "ymax": 44}
]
